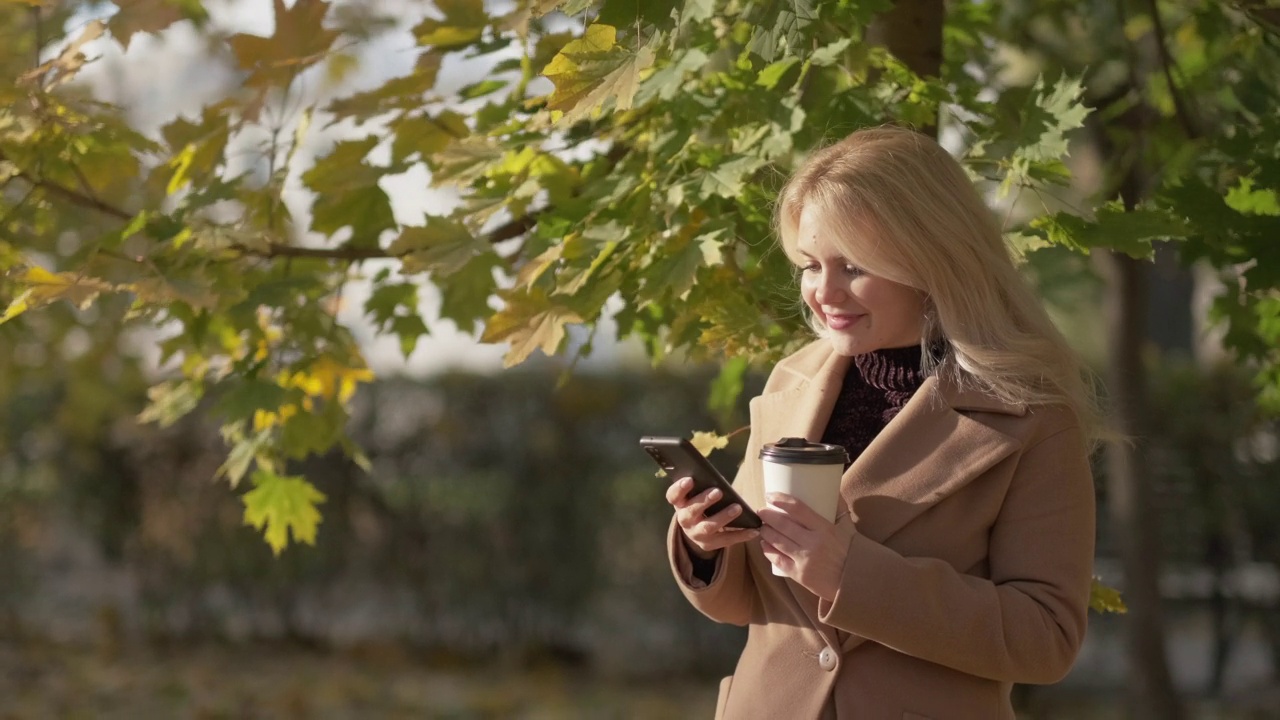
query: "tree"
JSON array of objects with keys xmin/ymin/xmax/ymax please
[{"xmin": 2, "ymin": 0, "xmax": 1277, "ymax": 597}]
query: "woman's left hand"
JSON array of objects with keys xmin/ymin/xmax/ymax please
[{"xmin": 758, "ymin": 493, "xmax": 852, "ymax": 601}]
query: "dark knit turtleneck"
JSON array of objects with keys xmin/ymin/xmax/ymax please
[{"xmin": 821, "ymin": 344, "xmax": 928, "ymax": 466}]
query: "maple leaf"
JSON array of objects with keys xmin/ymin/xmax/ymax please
[
  {"xmin": 388, "ymin": 216, "xmax": 486, "ymax": 275},
  {"xmin": 413, "ymin": 0, "xmax": 487, "ymax": 50},
  {"xmin": 19, "ymin": 20, "xmax": 105, "ymax": 88},
  {"xmin": 242, "ymin": 469, "xmax": 327, "ymax": 555},
  {"xmin": 107, "ymin": 0, "xmax": 209, "ymax": 50},
  {"xmin": 227, "ymin": 0, "xmax": 340, "ymax": 90},
  {"xmin": 542, "ymin": 24, "xmax": 657, "ymax": 125},
  {"xmin": 481, "ymin": 288, "xmax": 582, "ymax": 367},
  {"xmin": 690, "ymin": 431, "xmax": 730, "ymax": 458},
  {"xmin": 1, "ymin": 266, "xmax": 115, "ymax": 323}
]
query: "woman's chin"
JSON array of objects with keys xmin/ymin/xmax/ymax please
[{"xmin": 825, "ymin": 333, "xmax": 868, "ymax": 357}]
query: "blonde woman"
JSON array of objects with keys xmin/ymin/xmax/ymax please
[{"xmin": 665, "ymin": 126, "xmax": 1098, "ymax": 720}]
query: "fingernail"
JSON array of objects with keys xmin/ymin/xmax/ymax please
[{"xmin": 727, "ymin": 504, "xmax": 740, "ymax": 515}]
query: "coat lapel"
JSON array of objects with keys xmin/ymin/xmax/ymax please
[
  {"xmin": 751, "ymin": 349, "xmax": 850, "ymax": 446},
  {"xmin": 840, "ymin": 375, "xmax": 1022, "ymax": 545}
]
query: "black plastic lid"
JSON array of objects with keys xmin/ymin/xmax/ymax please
[{"xmin": 759, "ymin": 437, "xmax": 849, "ymax": 465}]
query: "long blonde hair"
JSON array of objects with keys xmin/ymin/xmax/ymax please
[{"xmin": 775, "ymin": 126, "xmax": 1100, "ymax": 436}]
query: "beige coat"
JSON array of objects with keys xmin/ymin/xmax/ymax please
[{"xmin": 668, "ymin": 342, "xmax": 1096, "ymax": 720}]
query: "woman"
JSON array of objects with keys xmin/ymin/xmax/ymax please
[{"xmin": 665, "ymin": 126, "xmax": 1098, "ymax": 720}]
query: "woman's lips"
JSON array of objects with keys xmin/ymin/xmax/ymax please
[{"xmin": 824, "ymin": 313, "xmax": 863, "ymax": 330}]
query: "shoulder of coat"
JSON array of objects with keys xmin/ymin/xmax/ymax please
[{"xmin": 770, "ymin": 339, "xmax": 831, "ymax": 384}]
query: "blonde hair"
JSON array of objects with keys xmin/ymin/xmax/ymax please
[{"xmin": 775, "ymin": 126, "xmax": 1101, "ymax": 437}]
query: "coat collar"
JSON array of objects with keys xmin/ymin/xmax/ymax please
[{"xmin": 751, "ymin": 342, "xmax": 1025, "ymax": 545}]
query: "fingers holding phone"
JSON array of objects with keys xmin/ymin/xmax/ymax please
[{"xmin": 667, "ymin": 477, "xmax": 760, "ymax": 556}]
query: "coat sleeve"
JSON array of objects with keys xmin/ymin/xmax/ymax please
[
  {"xmin": 667, "ymin": 518, "xmax": 755, "ymax": 626},
  {"xmin": 816, "ymin": 423, "xmax": 1096, "ymax": 684},
  {"xmin": 665, "ymin": 360, "xmax": 795, "ymax": 627}
]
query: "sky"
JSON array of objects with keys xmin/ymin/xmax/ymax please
[{"xmin": 64, "ymin": 0, "xmax": 645, "ymax": 377}]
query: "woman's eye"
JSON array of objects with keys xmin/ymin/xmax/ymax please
[
  {"xmin": 799, "ymin": 263, "xmax": 819, "ymax": 273},
  {"xmin": 844, "ymin": 265, "xmax": 864, "ymax": 277}
]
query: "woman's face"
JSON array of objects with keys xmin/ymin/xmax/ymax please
[{"xmin": 794, "ymin": 205, "xmax": 927, "ymax": 357}]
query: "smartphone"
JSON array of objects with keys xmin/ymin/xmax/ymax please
[{"xmin": 639, "ymin": 436, "xmax": 762, "ymax": 529}]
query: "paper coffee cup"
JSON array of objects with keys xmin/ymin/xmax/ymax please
[{"xmin": 760, "ymin": 438, "xmax": 848, "ymax": 576}]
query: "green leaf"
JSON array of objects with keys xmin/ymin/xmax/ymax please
[
  {"xmin": 414, "ymin": 0, "xmax": 487, "ymax": 50},
  {"xmin": 364, "ymin": 282, "xmax": 418, "ymax": 329},
  {"xmin": 542, "ymin": 24, "xmax": 658, "ymax": 124},
  {"xmin": 219, "ymin": 427, "xmax": 272, "ymax": 488},
  {"xmin": 698, "ymin": 156, "xmax": 766, "ymax": 200},
  {"xmin": 327, "ymin": 65, "xmax": 442, "ymax": 123},
  {"xmin": 227, "ymin": 0, "xmax": 339, "ymax": 89},
  {"xmin": 747, "ymin": 0, "xmax": 817, "ymax": 62},
  {"xmin": 391, "ymin": 111, "xmax": 469, "ymax": 163},
  {"xmin": 458, "ymin": 78, "xmax": 509, "ymax": 100},
  {"xmin": 388, "ymin": 216, "xmax": 487, "ymax": 275},
  {"xmin": 709, "ymin": 355, "xmax": 748, "ymax": 421},
  {"xmin": 391, "ymin": 314, "xmax": 430, "ymax": 356},
  {"xmin": 756, "ymin": 57, "xmax": 800, "ymax": 90},
  {"xmin": 1021, "ymin": 75, "xmax": 1089, "ymax": 163},
  {"xmin": 809, "ymin": 37, "xmax": 851, "ymax": 66},
  {"xmin": 301, "ymin": 138, "xmax": 398, "ymax": 245},
  {"xmin": 439, "ymin": 251, "xmax": 500, "ymax": 334},
  {"xmin": 640, "ymin": 228, "xmax": 725, "ymax": 302},
  {"xmin": 681, "ymin": 0, "xmax": 714, "ymax": 24},
  {"xmin": 1030, "ymin": 203, "xmax": 1191, "ymax": 259},
  {"xmin": 636, "ymin": 48, "xmax": 708, "ymax": 103},
  {"xmin": 218, "ymin": 378, "xmax": 292, "ymax": 419},
  {"xmin": 137, "ymin": 379, "xmax": 204, "ymax": 428},
  {"xmin": 241, "ymin": 469, "xmax": 327, "ymax": 555},
  {"xmin": 1225, "ymin": 177, "xmax": 1280, "ymax": 216},
  {"xmin": 107, "ymin": 0, "xmax": 210, "ymax": 49}
]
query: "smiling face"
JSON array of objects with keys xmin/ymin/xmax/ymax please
[{"xmin": 794, "ymin": 204, "xmax": 927, "ymax": 357}]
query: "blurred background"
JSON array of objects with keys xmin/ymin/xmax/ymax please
[{"xmin": 4, "ymin": 0, "xmax": 1280, "ymax": 718}]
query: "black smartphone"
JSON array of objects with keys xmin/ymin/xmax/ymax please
[{"xmin": 639, "ymin": 436, "xmax": 762, "ymax": 529}]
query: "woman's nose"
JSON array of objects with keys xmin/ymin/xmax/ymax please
[{"xmin": 815, "ymin": 272, "xmax": 846, "ymax": 304}]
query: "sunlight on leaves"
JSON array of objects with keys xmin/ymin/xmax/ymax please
[{"xmin": 242, "ymin": 469, "xmax": 327, "ymax": 555}]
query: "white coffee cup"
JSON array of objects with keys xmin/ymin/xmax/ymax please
[{"xmin": 760, "ymin": 437, "xmax": 849, "ymax": 576}]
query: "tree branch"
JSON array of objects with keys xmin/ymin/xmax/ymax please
[
  {"xmin": 0, "ymin": 147, "xmax": 543, "ymax": 263},
  {"xmin": 1144, "ymin": 0, "xmax": 1200, "ymax": 139},
  {"xmin": 0, "ymin": 149, "xmax": 134, "ymax": 221},
  {"xmin": 227, "ymin": 214, "xmax": 541, "ymax": 262}
]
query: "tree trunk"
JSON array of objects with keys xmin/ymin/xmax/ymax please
[
  {"xmin": 867, "ymin": 0, "xmax": 944, "ymax": 135},
  {"xmin": 1101, "ymin": 250, "xmax": 1185, "ymax": 720}
]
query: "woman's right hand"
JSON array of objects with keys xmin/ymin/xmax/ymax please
[{"xmin": 667, "ymin": 477, "xmax": 761, "ymax": 558}]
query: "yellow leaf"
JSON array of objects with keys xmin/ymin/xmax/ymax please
[
  {"xmin": 19, "ymin": 20, "xmax": 105, "ymax": 88},
  {"xmin": 286, "ymin": 355, "xmax": 375, "ymax": 401},
  {"xmin": 2, "ymin": 266, "xmax": 115, "ymax": 323},
  {"xmin": 690, "ymin": 430, "xmax": 730, "ymax": 458},
  {"xmin": 480, "ymin": 289, "xmax": 582, "ymax": 367},
  {"xmin": 167, "ymin": 144, "xmax": 196, "ymax": 195},
  {"xmin": 1089, "ymin": 577, "xmax": 1127, "ymax": 614},
  {"xmin": 541, "ymin": 25, "xmax": 656, "ymax": 124},
  {"xmin": 0, "ymin": 294, "xmax": 30, "ymax": 324}
]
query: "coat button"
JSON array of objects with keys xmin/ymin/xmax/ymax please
[{"xmin": 818, "ymin": 646, "xmax": 837, "ymax": 671}]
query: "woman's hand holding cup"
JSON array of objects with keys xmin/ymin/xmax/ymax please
[
  {"xmin": 758, "ymin": 493, "xmax": 853, "ymax": 601},
  {"xmin": 667, "ymin": 477, "xmax": 760, "ymax": 558}
]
